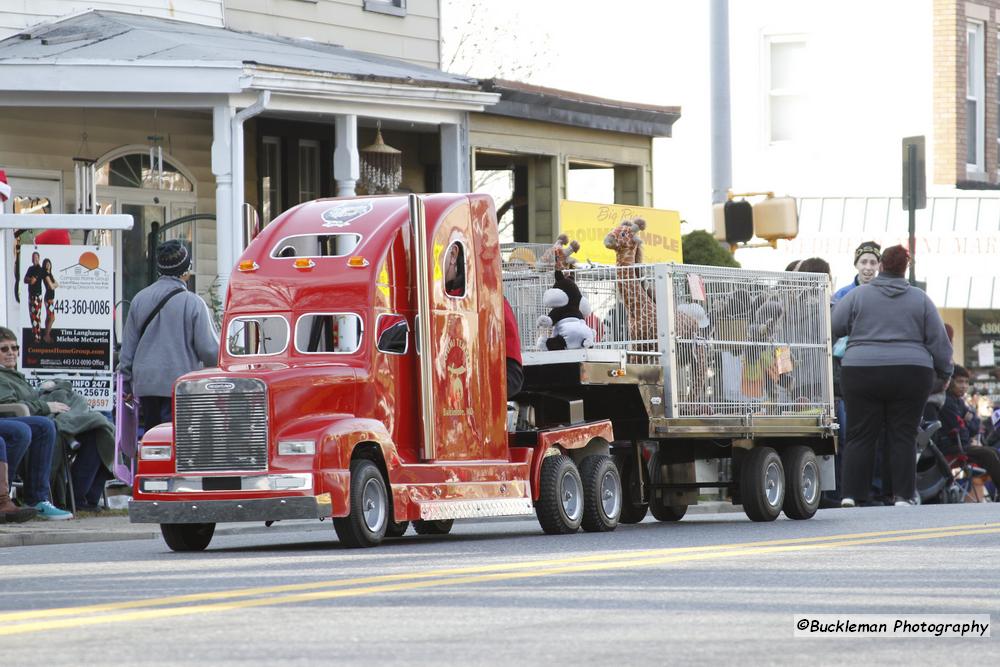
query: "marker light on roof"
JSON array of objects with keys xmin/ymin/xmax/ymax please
[
  {"xmin": 348, "ymin": 256, "xmax": 369, "ymax": 268},
  {"xmin": 294, "ymin": 258, "xmax": 316, "ymax": 270},
  {"xmin": 238, "ymin": 260, "xmax": 259, "ymax": 272}
]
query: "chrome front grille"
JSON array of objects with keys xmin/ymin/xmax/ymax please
[{"xmin": 174, "ymin": 378, "xmax": 269, "ymax": 473}]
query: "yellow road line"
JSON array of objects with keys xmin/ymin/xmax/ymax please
[
  {"xmin": 1, "ymin": 523, "xmax": 997, "ymax": 636},
  {"xmin": 2, "ymin": 521, "xmax": 995, "ymax": 623}
]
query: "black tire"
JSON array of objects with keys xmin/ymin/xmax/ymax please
[
  {"xmin": 579, "ymin": 455, "xmax": 621, "ymax": 532},
  {"xmin": 333, "ymin": 459, "xmax": 389, "ymax": 548},
  {"xmin": 412, "ymin": 519, "xmax": 454, "ymax": 535},
  {"xmin": 385, "ymin": 520, "xmax": 409, "ymax": 538},
  {"xmin": 781, "ymin": 446, "xmax": 821, "ymax": 520},
  {"xmin": 648, "ymin": 451, "xmax": 688, "ymax": 522},
  {"xmin": 535, "ymin": 454, "xmax": 583, "ymax": 534},
  {"xmin": 612, "ymin": 452, "xmax": 648, "ymax": 524},
  {"xmin": 739, "ymin": 446, "xmax": 785, "ymax": 522},
  {"xmin": 160, "ymin": 523, "xmax": 215, "ymax": 552}
]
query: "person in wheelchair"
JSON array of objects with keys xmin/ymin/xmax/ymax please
[{"xmin": 935, "ymin": 365, "xmax": 1000, "ymax": 500}]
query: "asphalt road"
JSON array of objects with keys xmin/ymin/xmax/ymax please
[{"xmin": 1, "ymin": 503, "xmax": 997, "ymax": 665}]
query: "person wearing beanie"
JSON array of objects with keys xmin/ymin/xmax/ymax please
[
  {"xmin": 118, "ymin": 240, "xmax": 219, "ymax": 431},
  {"xmin": 832, "ymin": 245, "xmax": 954, "ymax": 508},
  {"xmin": 832, "ymin": 241, "xmax": 881, "ymax": 304}
]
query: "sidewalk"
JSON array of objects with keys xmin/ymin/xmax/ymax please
[{"xmin": 0, "ymin": 501, "xmax": 740, "ymax": 548}]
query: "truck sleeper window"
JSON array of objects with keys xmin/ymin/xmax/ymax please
[
  {"xmin": 271, "ymin": 233, "xmax": 362, "ymax": 259},
  {"xmin": 227, "ymin": 316, "xmax": 290, "ymax": 356},
  {"xmin": 295, "ymin": 313, "xmax": 364, "ymax": 354}
]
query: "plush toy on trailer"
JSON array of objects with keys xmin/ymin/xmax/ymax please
[{"xmin": 536, "ymin": 270, "xmax": 596, "ymax": 350}]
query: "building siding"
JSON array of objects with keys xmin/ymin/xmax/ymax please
[{"xmin": 224, "ymin": 0, "xmax": 440, "ymax": 68}]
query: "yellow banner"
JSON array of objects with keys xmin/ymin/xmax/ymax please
[{"xmin": 558, "ymin": 200, "xmax": 683, "ymax": 265}]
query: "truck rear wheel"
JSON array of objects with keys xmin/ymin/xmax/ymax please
[
  {"xmin": 612, "ymin": 452, "xmax": 648, "ymax": 524},
  {"xmin": 535, "ymin": 454, "xmax": 583, "ymax": 534},
  {"xmin": 579, "ymin": 455, "xmax": 621, "ymax": 532},
  {"xmin": 161, "ymin": 523, "xmax": 215, "ymax": 552},
  {"xmin": 781, "ymin": 446, "xmax": 820, "ymax": 520},
  {"xmin": 386, "ymin": 520, "xmax": 409, "ymax": 538},
  {"xmin": 648, "ymin": 451, "xmax": 688, "ymax": 522},
  {"xmin": 334, "ymin": 459, "xmax": 388, "ymax": 548},
  {"xmin": 739, "ymin": 446, "xmax": 785, "ymax": 522},
  {"xmin": 413, "ymin": 519, "xmax": 454, "ymax": 535}
]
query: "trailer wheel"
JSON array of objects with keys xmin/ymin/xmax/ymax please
[
  {"xmin": 579, "ymin": 455, "xmax": 621, "ymax": 532},
  {"xmin": 739, "ymin": 447, "xmax": 785, "ymax": 522},
  {"xmin": 535, "ymin": 454, "xmax": 583, "ymax": 534},
  {"xmin": 648, "ymin": 451, "xmax": 689, "ymax": 522},
  {"xmin": 334, "ymin": 459, "xmax": 388, "ymax": 548},
  {"xmin": 781, "ymin": 446, "xmax": 820, "ymax": 520},
  {"xmin": 612, "ymin": 452, "xmax": 648, "ymax": 524},
  {"xmin": 160, "ymin": 523, "xmax": 215, "ymax": 552},
  {"xmin": 386, "ymin": 520, "xmax": 410, "ymax": 538},
  {"xmin": 413, "ymin": 519, "xmax": 454, "ymax": 535}
]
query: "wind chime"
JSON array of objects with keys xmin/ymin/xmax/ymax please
[
  {"xmin": 74, "ymin": 130, "xmax": 97, "ymax": 215},
  {"xmin": 147, "ymin": 134, "xmax": 164, "ymax": 188},
  {"xmin": 359, "ymin": 122, "xmax": 402, "ymax": 194}
]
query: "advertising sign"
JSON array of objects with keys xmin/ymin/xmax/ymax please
[
  {"xmin": 559, "ymin": 200, "xmax": 683, "ymax": 265},
  {"xmin": 18, "ymin": 245, "xmax": 114, "ymax": 410}
]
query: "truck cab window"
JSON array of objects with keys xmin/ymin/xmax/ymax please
[
  {"xmin": 271, "ymin": 233, "xmax": 361, "ymax": 259},
  {"xmin": 295, "ymin": 313, "xmax": 363, "ymax": 353},
  {"xmin": 375, "ymin": 314, "xmax": 408, "ymax": 354},
  {"xmin": 444, "ymin": 241, "xmax": 466, "ymax": 297},
  {"xmin": 227, "ymin": 316, "xmax": 289, "ymax": 356}
]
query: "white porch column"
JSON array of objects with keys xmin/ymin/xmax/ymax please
[
  {"xmin": 212, "ymin": 103, "xmax": 235, "ymax": 304},
  {"xmin": 333, "ymin": 114, "xmax": 359, "ymax": 196},
  {"xmin": 440, "ymin": 117, "xmax": 470, "ymax": 193}
]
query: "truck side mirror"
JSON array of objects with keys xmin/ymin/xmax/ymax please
[{"xmin": 375, "ymin": 314, "xmax": 408, "ymax": 355}]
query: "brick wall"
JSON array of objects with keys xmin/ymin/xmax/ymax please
[{"xmin": 934, "ymin": 0, "xmax": 1000, "ymax": 187}]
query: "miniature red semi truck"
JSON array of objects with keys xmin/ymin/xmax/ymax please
[{"xmin": 129, "ymin": 194, "xmax": 623, "ymax": 550}]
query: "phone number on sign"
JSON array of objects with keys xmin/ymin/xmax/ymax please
[{"xmin": 50, "ymin": 299, "xmax": 112, "ymax": 316}]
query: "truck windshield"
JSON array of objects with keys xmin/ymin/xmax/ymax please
[
  {"xmin": 294, "ymin": 313, "xmax": 363, "ymax": 354},
  {"xmin": 271, "ymin": 233, "xmax": 361, "ymax": 259},
  {"xmin": 227, "ymin": 316, "xmax": 290, "ymax": 356}
]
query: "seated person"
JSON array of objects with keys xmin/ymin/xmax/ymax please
[
  {"xmin": 936, "ymin": 365, "xmax": 1000, "ymax": 499},
  {"xmin": 0, "ymin": 326, "xmax": 111, "ymax": 512},
  {"xmin": 0, "ymin": 342, "xmax": 71, "ymax": 520},
  {"xmin": 0, "ymin": 428, "xmax": 38, "ymax": 522}
]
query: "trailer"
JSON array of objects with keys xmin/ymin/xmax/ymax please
[{"xmin": 503, "ymin": 249, "xmax": 838, "ymax": 522}]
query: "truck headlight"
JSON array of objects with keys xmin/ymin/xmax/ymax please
[
  {"xmin": 140, "ymin": 445, "xmax": 172, "ymax": 460},
  {"xmin": 278, "ymin": 440, "xmax": 315, "ymax": 455}
]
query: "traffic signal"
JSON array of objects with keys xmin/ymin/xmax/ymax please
[{"xmin": 712, "ymin": 193, "xmax": 798, "ymax": 246}]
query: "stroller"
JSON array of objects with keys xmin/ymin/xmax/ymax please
[{"xmin": 914, "ymin": 419, "xmax": 965, "ymax": 504}]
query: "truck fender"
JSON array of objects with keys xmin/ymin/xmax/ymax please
[
  {"xmin": 316, "ymin": 418, "xmax": 401, "ymax": 518},
  {"xmin": 528, "ymin": 420, "xmax": 614, "ymax": 501}
]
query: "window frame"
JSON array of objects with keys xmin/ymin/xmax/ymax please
[
  {"xmin": 262, "ymin": 136, "xmax": 282, "ymax": 224},
  {"xmin": 226, "ymin": 315, "xmax": 290, "ymax": 357},
  {"xmin": 967, "ymin": 20, "xmax": 986, "ymax": 173},
  {"xmin": 764, "ymin": 34, "xmax": 808, "ymax": 145},
  {"xmin": 363, "ymin": 0, "xmax": 406, "ymax": 17},
  {"xmin": 298, "ymin": 139, "xmax": 321, "ymax": 203},
  {"xmin": 294, "ymin": 312, "xmax": 365, "ymax": 355},
  {"xmin": 374, "ymin": 313, "xmax": 409, "ymax": 355},
  {"xmin": 442, "ymin": 239, "xmax": 467, "ymax": 299}
]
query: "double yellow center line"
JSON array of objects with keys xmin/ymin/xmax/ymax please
[{"xmin": 2, "ymin": 521, "xmax": 997, "ymax": 636}]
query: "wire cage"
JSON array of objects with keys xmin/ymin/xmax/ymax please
[{"xmin": 503, "ymin": 257, "xmax": 834, "ymax": 421}]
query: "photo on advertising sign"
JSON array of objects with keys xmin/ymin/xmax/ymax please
[{"xmin": 18, "ymin": 245, "xmax": 114, "ymax": 410}]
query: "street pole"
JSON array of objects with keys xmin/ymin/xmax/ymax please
[
  {"xmin": 710, "ymin": 0, "xmax": 732, "ymax": 206},
  {"xmin": 907, "ymin": 142, "xmax": 916, "ymax": 284}
]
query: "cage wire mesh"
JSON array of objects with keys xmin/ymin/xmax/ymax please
[{"xmin": 502, "ymin": 247, "xmax": 833, "ymax": 420}]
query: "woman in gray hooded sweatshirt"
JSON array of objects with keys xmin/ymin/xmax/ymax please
[{"xmin": 831, "ymin": 245, "xmax": 953, "ymax": 507}]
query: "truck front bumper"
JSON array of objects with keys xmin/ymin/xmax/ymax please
[{"xmin": 129, "ymin": 494, "xmax": 332, "ymax": 524}]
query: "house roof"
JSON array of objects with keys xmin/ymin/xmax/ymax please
[
  {"xmin": 0, "ymin": 10, "xmax": 481, "ymax": 91},
  {"xmin": 479, "ymin": 78, "xmax": 681, "ymax": 138}
]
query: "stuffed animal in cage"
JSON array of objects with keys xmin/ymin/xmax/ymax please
[
  {"xmin": 536, "ymin": 270, "xmax": 595, "ymax": 350},
  {"xmin": 603, "ymin": 217, "xmax": 655, "ymax": 350},
  {"xmin": 541, "ymin": 234, "xmax": 581, "ymax": 271},
  {"xmin": 740, "ymin": 298, "xmax": 794, "ymax": 399}
]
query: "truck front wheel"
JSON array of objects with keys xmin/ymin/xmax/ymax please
[
  {"xmin": 161, "ymin": 523, "xmax": 215, "ymax": 552},
  {"xmin": 579, "ymin": 455, "xmax": 621, "ymax": 532},
  {"xmin": 535, "ymin": 454, "xmax": 583, "ymax": 535},
  {"xmin": 334, "ymin": 460, "xmax": 388, "ymax": 548}
]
